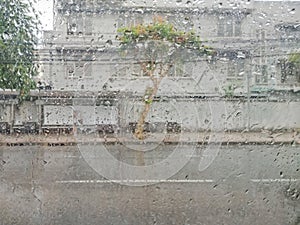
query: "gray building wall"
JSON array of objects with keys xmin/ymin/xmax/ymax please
[{"xmin": 39, "ymin": 0, "xmax": 300, "ymax": 94}]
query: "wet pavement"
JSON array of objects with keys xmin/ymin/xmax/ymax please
[{"xmin": 0, "ymin": 144, "xmax": 299, "ymax": 225}]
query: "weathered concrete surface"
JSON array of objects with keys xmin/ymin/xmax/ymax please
[
  {"xmin": 1, "ymin": 97, "xmax": 300, "ymax": 132},
  {"xmin": 0, "ymin": 144, "xmax": 299, "ymax": 225},
  {"xmin": 1, "ymin": 131, "xmax": 300, "ymax": 145}
]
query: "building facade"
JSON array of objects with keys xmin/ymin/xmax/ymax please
[
  {"xmin": 39, "ymin": 0, "xmax": 300, "ymax": 94},
  {"xmin": 1, "ymin": 0, "xmax": 294, "ymax": 133}
]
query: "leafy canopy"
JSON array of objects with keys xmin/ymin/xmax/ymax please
[
  {"xmin": 288, "ymin": 52, "xmax": 300, "ymax": 67},
  {"xmin": 117, "ymin": 17, "xmax": 214, "ymax": 55},
  {"xmin": 0, "ymin": 0, "xmax": 40, "ymax": 97}
]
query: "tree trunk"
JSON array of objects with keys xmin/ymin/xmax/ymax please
[
  {"xmin": 134, "ymin": 82, "xmax": 160, "ymax": 140},
  {"xmin": 134, "ymin": 61, "xmax": 171, "ymax": 140}
]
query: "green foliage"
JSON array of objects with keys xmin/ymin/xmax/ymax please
[
  {"xmin": 222, "ymin": 83, "xmax": 237, "ymax": 97},
  {"xmin": 286, "ymin": 52, "xmax": 300, "ymax": 82},
  {"xmin": 0, "ymin": 0, "xmax": 40, "ymax": 98},
  {"xmin": 288, "ymin": 52, "xmax": 300, "ymax": 67},
  {"xmin": 144, "ymin": 87, "xmax": 154, "ymax": 104},
  {"xmin": 117, "ymin": 18, "xmax": 215, "ymax": 55}
]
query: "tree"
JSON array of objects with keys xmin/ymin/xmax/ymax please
[
  {"xmin": 0, "ymin": 0, "xmax": 40, "ymax": 98},
  {"xmin": 118, "ymin": 17, "xmax": 215, "ymax": 140}
]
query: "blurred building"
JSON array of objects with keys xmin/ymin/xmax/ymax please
[
  {"xmin": 1, "ymin": 0, "xmax": 300, "ymax": 134},
  {"xmin": 39, "ymin": 0, "xmax": 300, "ymax": 94}
]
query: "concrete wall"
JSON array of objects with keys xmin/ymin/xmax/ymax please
[{"xmin": 0, "ymin": 97, "xmax": 299, "ymax": 132}]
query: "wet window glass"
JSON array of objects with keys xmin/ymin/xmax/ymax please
[{"xmin": 0, "ymin": 0, "xmax": 299, "ymax": 224}]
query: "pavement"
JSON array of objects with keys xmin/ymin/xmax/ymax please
[{"xmin": 0, "ymin": 144, "xmax": 299, "ymax": 225}]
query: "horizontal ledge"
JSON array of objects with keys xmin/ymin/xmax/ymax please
[{"xmin": 0, "ymin": 132, "xmax": 299, "ymax": 145}]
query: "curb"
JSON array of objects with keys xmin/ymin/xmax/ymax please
[{"xmin": 0, "ymin": 132, "xmax": 299, "ymax": 145}]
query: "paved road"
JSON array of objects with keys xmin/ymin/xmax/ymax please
[{"xmin": 0, "ymin": 144, "xmax": 299, "ymax": 225}]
